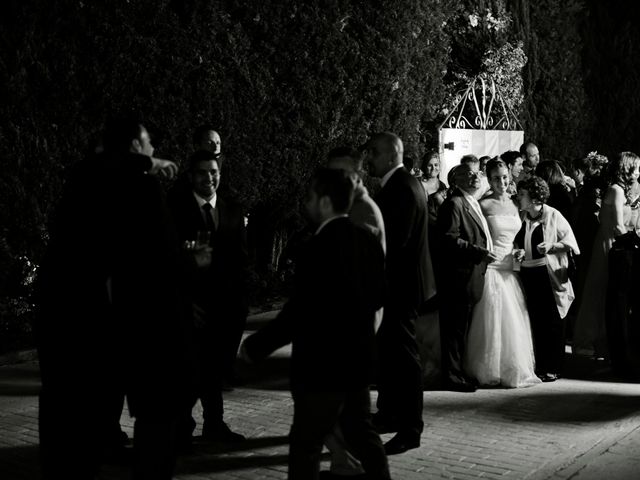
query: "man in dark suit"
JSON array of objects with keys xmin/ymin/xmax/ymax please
[
  {"xmin": 365, "ymin": 132, "xmax": 435, "ymax": 455},
  {"xmin": 35, "ymin": 119, "xmax": 190, "ymax": 480},
  {"xmin": 437, "ymin": 162, "xmax": 498, "ymax": 393},
  {"xmin": 168, "ymin": 149, "xmax": 247, "ymax": 445},
  {"xmin": 241, "ymin": 168, "xmax": 390, "ymax": 480}
]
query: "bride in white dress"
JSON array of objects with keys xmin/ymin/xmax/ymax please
[{"xmin": 464, "ymin": 159, "xmax": 541, "ymax": 388}]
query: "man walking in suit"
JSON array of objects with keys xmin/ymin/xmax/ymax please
[
  {"xmin": 168, "ymin": 149, "xmax": 247, "ymax": 446},
  {"xmin": 323, "ymin": 146, "xmax": 386, "ymax": 478},
  {"xmin": 241, "ymin": 168, "xmax": 391, "ymax": 480},
  {"xmin": 365, "ymin": 132, "xmax": 435, "ymax": 455},
  {"xmin": 437, "ymin": 162, "xmax": 498, "ymax": 392}
]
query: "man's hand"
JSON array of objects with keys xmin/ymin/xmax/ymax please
[
  {"xmin": 192, "ymin": 303, "xmax": 207, "ymax": 329},
  {"xmin": 149, "ymin": 157, "xmax": 178, "ymax": 180},
  {"xmin": 484, "ymin": 250, "xmax": 500, "ymax": 263},
  {"xmin": 512, "ymin": 248, "xmax": 525, "ymax": 263},
  {"xmin": 564, "ymin": 175, "xmax": 576, "ymax": 190},
  {"xmin": 193, "ymin": 245, "xmax": 212, "ymax": 269}
]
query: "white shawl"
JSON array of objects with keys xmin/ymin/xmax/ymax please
[{"xmin": 539, "ymin": 205, "xmax": 580, "ymax": 318}]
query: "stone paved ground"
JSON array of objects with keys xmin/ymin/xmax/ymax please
[{"xmin": 2, "ymin": 315, "xmax": 640, "ymax": 479}]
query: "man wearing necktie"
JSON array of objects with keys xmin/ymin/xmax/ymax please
[
  {"xmin": 437, "ymin": 162, "xmax": 499, "ymax": 393},
  {"xmin": 168, "ymin": 149, "xmax": 248, "ymax": 447}
]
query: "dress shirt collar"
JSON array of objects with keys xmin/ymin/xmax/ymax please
[
  {"xmin": 461, "ymin": 189, "xmax": 481, "ymax": 208},
  {"xmin": 315, "ymin": 214, "xmax": 349, "ymax": 235},
  {"xmin": 380, "ymin": 164, "xmax": 404, "ymax": 188},
  {"xmin": 193, "ymin": 191, "xmax": 217, "ymax": 209}
]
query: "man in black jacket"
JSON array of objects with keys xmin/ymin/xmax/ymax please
[
  {"xmin": 365, "ymin": 132, "xmax": 435, "ymax": 455},
  {"xmin": 168, "ymin": 149, "xmax": 247, "ymax": 445},
  {"xmin": 241, "ymin": 168, "xmax": 390, "ymax": 480}
]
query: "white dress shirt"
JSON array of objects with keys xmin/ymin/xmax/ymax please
[{"xmin": 462, "ymin": 190, "xmax": 493, "ymax": 252}]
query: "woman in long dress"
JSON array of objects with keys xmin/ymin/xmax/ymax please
[
  {"xmin": 573, "ymin": 152, "xmax": 640, "ymax": 358},
  {"xmin": 464, "ymin": 159, "xmax": 541, "ymax": 388}
]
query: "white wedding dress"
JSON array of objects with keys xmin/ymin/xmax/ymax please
[{"xmin": 464, "ymin": 214, "xmax": 541, "ymax": 388}]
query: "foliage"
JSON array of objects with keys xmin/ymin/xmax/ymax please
[
  {"xmin": 442, "ymin": 0, "xmax": 521, "ymax": 114},
  {"xmin": 581, "ymin": 0, "xmax": 640, "ymax": 158},
  {"xmin": 0, "ymin": 0, "xmax": 455, "ymax": 353},
  {"xmin": 508, "ymin": 0, "xmax": 593, "ymax": 164},
  {"xmin": 481, "ymin": 41, "xmax": 527, "ymax": 117}
]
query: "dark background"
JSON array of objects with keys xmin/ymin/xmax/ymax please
[{"xmin": 1, "ymin": 0, "xmax": 638, "ymax": 353}]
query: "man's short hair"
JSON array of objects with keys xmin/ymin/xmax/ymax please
[
  {"xmin": 460, "ymin": 154, "xmax": 479, "ymax": 166},
  {"xmin": 310, "ymin": 167, "xmax": 356, "ymax": 214},
  {"xmin": 500, "ymin": 150, "xmax": 522, "ymax": 168},
  {"xmin": 188, "ymin": 149, "xmax": 220, "ymax": 171},
  {"xmin": 193, "ymin": 124, "xmax": 218, "ymax": 146},
  {"xmin": 103, "ymin": 117, "xmax": 145, "ymax": 153}
]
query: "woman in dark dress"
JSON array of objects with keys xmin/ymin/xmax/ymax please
[{"xmin": 514, "ymin": 176, "xmax": 580, "ymax": 382}]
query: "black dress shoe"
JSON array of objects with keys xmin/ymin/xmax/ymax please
[
  {"xmin": 538, "ymin": 373, "xmax": 558, "ymax": 383},
  {"xmin": 443, "ymin": 381, "xmax": 477, "ymax": 392},
  {"xmin": 384, "ymin": 433, "xmax": 420, "ymax": 455},
  {"xmin": 202, "ymin": 422, "xmax": 246, "ymax": 442}
]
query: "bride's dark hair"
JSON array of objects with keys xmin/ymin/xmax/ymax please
[{"xmin": 485, "ymin": 158, "xmax": 507, "ymax": 178}]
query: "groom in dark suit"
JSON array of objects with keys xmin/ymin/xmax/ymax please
[
  {"xmin": 437, "ymin": 162, "xmax": 498, "ymax": 392},
  {"xmin": 241, "ymin": 168, "xmax": 390, "ymax": 480},
  {"xmin": 168, "ymin": 149, "xmax": 248, "ymax": 445},
  {"xmin": 365, "ymin": 132, "xmax": 435, "ymax": 455}
]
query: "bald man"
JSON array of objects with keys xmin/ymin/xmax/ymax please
[
  {"xmin": 365, "ymin": 132, "xmax": 435, "ymax": 455},
  {"xmin": 520, "ymin": 142, "xmax": 540, "ymax": 176}
]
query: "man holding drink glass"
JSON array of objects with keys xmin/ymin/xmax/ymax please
[{"xmin": 168, "ymin": 148, "xmax": 248, "ymax": 448}]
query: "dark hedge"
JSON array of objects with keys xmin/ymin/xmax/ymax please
[
  {"xmin": 0, "ymin": 0, "xmax": 455, "ymax": 352},
  {"xmin": 3, "ymin": 0, "xmax": 640, "ymax": 354}
]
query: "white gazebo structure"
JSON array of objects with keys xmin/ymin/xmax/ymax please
[{"xmin": 439, "ymin": 75, "xmax": 524, "ymax": 185}]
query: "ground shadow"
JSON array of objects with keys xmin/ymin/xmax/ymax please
[
  {"xmin": 190, "ymin": 434, "xmax": 289, "ymax": 454},
  {"xmin": 178, "ymin": 452, "xmax": 289, "ymax": 475},
  {"xmin": 425, "ymin": 391, "xmax": 640, "ymax": 424},
  {"xmin": 178, "ymin": 447, "xmax": 329, "ymax": 476},
  {"xmin": 491, "ymin": 391, "xmax": 640, "ymax": 423}
]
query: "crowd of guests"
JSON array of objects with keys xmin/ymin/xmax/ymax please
[{"xmin": 34, "ymin": 116, "xmax": 640, "ymax": 480}]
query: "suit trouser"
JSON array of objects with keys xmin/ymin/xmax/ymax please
[
  {"xmin": 131, "ymin": 414, "xmax": 177, "ymax": 480},
  {"xmin": 439, "ymin": 289, "xmax": 474, "ymax": 385},
  {"xmin": 39, "ymin": 384, "xmax": 104, "ymax": 480},
  {"xmin": 375, "ymin": 304, "xmax": 424, "ymax": 438},
  {"xmin": 177, "ymin": 324, "xmax": 224, "ymax": 439},
  {"xmin": 38, "ymin": 345, "xmax": 121, "ymax": 480},
  {"xmin": 289, "ymin": 388, "xmax": 390, "ymax": 480}
]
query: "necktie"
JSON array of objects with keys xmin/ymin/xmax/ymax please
[{"xmin": 202, "ymin": 203, "xmax": 216, "ymax": 231}]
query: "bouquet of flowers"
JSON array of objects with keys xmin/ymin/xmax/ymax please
[{"xmin": 586, "ymin": 151, "xmax": 609, "ymax": 173}]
